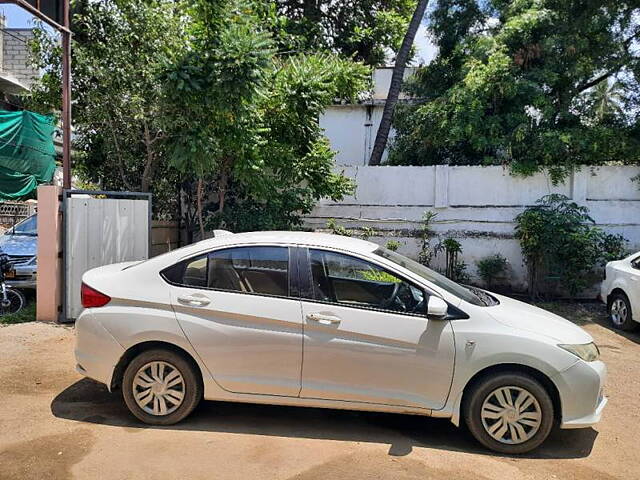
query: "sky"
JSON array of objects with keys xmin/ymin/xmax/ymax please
[
  {"xmin": 0, "ymin": 4, "xmax": 438, "ymax": 64},
  {"xmin": 0, "ymin": 4, "xmax": 36, "ymax": 28}
]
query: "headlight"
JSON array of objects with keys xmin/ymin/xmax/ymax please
[{"xmin": 558, "ymin": 342, "xmax": 600, "ymax": 362}]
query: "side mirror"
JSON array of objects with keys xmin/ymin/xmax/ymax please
[{"xmin": 427, "ymin": 296, "xmax": 448, "ymax": 320}]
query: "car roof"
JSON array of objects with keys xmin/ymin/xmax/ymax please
[{"xmin": 191, "ymin": 231, "xmax": 379, "ymax": 254}]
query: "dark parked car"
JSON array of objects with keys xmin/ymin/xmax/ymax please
[{"xmin": 0, "ymin": 214, "xmax": 37, "ymax": 289}]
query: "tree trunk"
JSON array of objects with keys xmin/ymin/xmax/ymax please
[
  {"xmin": 368, "ymin": 0, "xmax": 430, "ymax": 166},
  {"xmin": 196, "ymin": 178, "xmax": 205, "ymax": 240},
  {"xmin": 141, "ymin": 123, "xmax": 156, "ymax": 192}
]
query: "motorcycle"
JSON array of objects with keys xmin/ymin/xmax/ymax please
[{"xmin": 0, "ymin": 251, "xmax": 26, "ymax": 316}]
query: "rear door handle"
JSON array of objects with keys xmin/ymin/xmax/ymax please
[
  {"xmin": 177, "ymin": 294, "xmax": 211, "ymax": 307},
  {"xmin": 306, "ymin": 313, "xmax": 341, "ymax": 325}
]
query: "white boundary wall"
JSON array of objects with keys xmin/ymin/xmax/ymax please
[{"xmin": 305, "ymin": 165, "xmax": 640, "ymax": 291}]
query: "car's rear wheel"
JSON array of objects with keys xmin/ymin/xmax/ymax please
[
  {"xmin": 122, "ymin": 349, "xmax": 202, "ymax": 425},
  {"xmin": 463, "ymin": 372, "xmax": 554, "ymax": 454},
  {"xmin": 608, "ymin": 292, "xmax": 637, "ymax": 331}
]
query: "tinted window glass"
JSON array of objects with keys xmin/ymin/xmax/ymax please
[
  {"xmin": 373, "ymin": 247, "xmax": 485, "ymax": 306},
  {"xmin": 163, "ymin": 247, "xmax": 290, "ymax": 297},
  {"xmin": 309, "ymin": 249, "xmax": 424, "ymax": 314},
  {"xmin": 209, "ymin": 247, "xmax": 289, "ymax": 296}
]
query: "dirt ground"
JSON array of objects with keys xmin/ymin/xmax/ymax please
[{"xmin": 1, "ymin": 302, "xmax": 639, "ymax": 480}]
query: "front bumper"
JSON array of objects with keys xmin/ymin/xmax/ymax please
[{"xmin": 554, "ymin": 359, "xmax": 607, "ymax": 429}]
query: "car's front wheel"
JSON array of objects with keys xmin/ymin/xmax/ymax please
[
  {"xmin": 608, "ymin": 292, "xmax": 637, "ymax": 331},
  {"xmin": 122, "ymin": 349, "xmax": 202, "ymax": 425},
  {"xmin": 463, "ymin": 372, "xmax": 554, "ymax": 454}
]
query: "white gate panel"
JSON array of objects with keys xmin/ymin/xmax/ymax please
[{"xmin": 64, "ymin": 194, "xmax": 150, "ymax": 321}]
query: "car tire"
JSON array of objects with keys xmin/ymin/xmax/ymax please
[
  {"xmin": 608, "ymin": 292, "xmax": 637, "ymax": 332},
  {"xmin": 463, "ymin": 372, "xmax": 554, "ymax": 455},
  {"xmin": 122, "ymin": 349, "xmax": 202, "ymax": 425}
]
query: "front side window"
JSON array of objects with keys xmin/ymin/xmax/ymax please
[
  {"xmin": 309, "ymin": 249, "xmax": 425, "ymax": 314},
  {"xmin": 162, "ymin": 246, "xmax": 289, "ymax": 297}
]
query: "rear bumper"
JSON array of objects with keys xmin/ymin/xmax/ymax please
[{"xmin": 74, "ymin": 309, "xmax": 124, "ymax": 388}]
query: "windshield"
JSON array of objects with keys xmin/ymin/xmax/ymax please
[
  {"xmin": 11, "ymin": 215, "xmax": 37, "ymax": 236},
  {"xmin": 374, "ymin": 247, "xmax": 485, "ymax": 306}
]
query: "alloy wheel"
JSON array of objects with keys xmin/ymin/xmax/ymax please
[
  {"xmin": 480, "ymin": 386, "xmax": 542, "ymax": 445},
  {"xmin": 133, "ymin": 361, "xmax": 186, "ymax": 416},
  {"xmin": 610, "ymin": 298, "xmax": 628, "ymax": 326}
]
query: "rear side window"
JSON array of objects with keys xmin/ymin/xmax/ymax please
[{"xmin": 162, "ymin": 246, "xmax": 290, "ymax": 297}]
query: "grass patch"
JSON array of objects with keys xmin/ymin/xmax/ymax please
[{"xmin": 0, "ymin": 302, "xmax": 36, "ymax": 325}]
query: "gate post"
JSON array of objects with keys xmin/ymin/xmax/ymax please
[{"xmin": 36, "ymin": 185, "xmax": 62, "ymax": 322}]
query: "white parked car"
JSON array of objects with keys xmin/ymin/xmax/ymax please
[
  {"xmin": 601, "ymin": 251, "xmax": 640, "ymax": 331},
  {"xmin": 75, "ymin": 232, "xmax": 606, "ymax": 454}
]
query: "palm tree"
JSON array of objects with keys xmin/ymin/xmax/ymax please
[
  {"xmin": 368, "ymin": 0, "xmax": 430, "ymax": 166},
  {"xmin": 589, "ymin": 79, "xmax": 624, "ymax": 121}
]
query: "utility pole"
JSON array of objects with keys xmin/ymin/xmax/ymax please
[{"xmin": 61, "ymin": 0, "xmax": 71, "ymax": 188}]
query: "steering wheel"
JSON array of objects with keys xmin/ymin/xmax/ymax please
[{"xmin": 379, "ymin": 282, "xmax": 402, "ymax": 310}]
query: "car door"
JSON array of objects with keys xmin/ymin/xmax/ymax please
[
  {"xmin": 298, "ymin": 248, "xmax": 455, "ymax": 410},
  {"xmin": 163, "ymin": 245, "xmax": 303, "ymax": 397}
]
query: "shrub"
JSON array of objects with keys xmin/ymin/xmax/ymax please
[
  {"xmin": 385, "ymin": 239, "xmax": 402, "ymax": 251},
  {"xmin": 515, "ymin": 194, "xmax": 627, "ymax": 298},
  {"xmin": 476, "ymin": 254, "xmax": 508, "ymax": 288}
]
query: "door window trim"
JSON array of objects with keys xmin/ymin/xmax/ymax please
[
  {"xmin": 160, "ymin": 245, "xmax": 302, "ymax": 301},
  {"xmin": 297, "ymin": 246, "xmax": 467, "ymax": 319}
]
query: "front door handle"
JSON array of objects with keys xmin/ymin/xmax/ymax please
[
  {"xmin": 177, "ymin": 294, "xmax": 211, "ymax": 307},
  {"xmin": 306, "ymin": 313, "xmax": 341, "ymax": 325}
]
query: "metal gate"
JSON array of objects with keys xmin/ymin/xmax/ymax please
[{"xmin": 63, "ymin": 190, "xmax": 151, "ymax": 322}]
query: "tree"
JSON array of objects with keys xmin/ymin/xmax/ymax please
[
  {"xmin": 26, "ymin": 0, "xmax": 188, "ymax": 217},
  {"xmin": 27, "ymin": 0, "xmax": 369, "ymax": 232},
  {"xmin": 273, "ymin": 0, "xmax": 417, "ymax": 66},
  {"xmin": 368, "ymin": 0, "xmax": 430, "ymax": 166},
  {"xmin": 389, "ymin": 0, "xmax": 640, "ymax": 183},
  {"xmin": 588, "ymin": 79, "xmax": 624, "ymax": 121},
  {"xmin": 162, "ymin": 0, "xmax": 369, "ymax": 235}
]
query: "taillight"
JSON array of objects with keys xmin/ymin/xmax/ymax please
[{"xmin": 81, "ymin": 283, "xmax": 111, "ymax": 308}]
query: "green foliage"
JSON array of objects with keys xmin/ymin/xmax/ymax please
[
  {"xmin": 385, "ymin": 239, "xmax": 402, "ymax": 251},
  {"xmin": 26, "ymin": 0, "xmax": 189, "ymax": 218},
  {"xmin": 476, "ymin": 254, "xmax": 509, "ymax": 288},
  {"xmin": 27, "ymin": 0, "xmax": 369, "ymax": 230},
  {"xmin": 437, "ymin": 237, "xmax": 469, "ymax": 282},
  {"xmin": 273, "ymin": 0, "xmax": 417, "ymax": 66},
  {"xmin": 326, "ymin": 218, "xmax": 352, "ymax": 237},
  {"xmin": 417, "ymin": 211, "xmax": 438, "ymax": 266},
  {"xmin": 515, "ymin": 194, "xmax": 627, "ymax": 298},
  {"xmin": 390, "ymin": 1, "xmax": 640, "ymax": 182},
  {"xmin": 359, "ymin": 269, "xmax": 401, "ymax": 283},
  {"xmin": 0, "ymin": 302, "xmax": 35, "ymax": 325}
]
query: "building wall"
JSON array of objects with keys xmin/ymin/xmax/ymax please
[
  {"xmin": 319, "ymin": 67, "xmax": 415, "ymax": 166},
  {"xmin": 304, "ymin": 165, "xmax": 640, "ymax": 293},
  {"xmin": 2, "ymin": 28, "xmax": 37, "ymax": 88},
  {"xmin": 321, "ymin": 104, "xmax": 394, "ymax": 166}
]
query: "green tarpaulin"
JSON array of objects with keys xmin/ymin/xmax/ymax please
[{"xmin": 0, "ymin": 110, "xmax": 57, "ymax": 200}]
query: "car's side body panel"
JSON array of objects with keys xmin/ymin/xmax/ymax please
[
  {"xmin": 299, "ymin": 301, "xmax": 455, "ymax": 410},
  {"xmin": 171, "ymin": 287, "xmax": 304, "ymax": 397}
]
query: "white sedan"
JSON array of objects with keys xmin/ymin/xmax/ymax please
[
  {"xmin": 75, "ymin": 231, "xmax": 606, "ymax": 454},
  {"xmin": 601, "ymin": 252, "xmax": 640, "ymax": 331}
]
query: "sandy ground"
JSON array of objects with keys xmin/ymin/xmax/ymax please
[{"xmin": 1, "ymin": 303, "xmax": 639, "ymax": 480}]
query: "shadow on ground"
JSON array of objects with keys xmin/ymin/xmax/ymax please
[{"xmin": 52, "ymin": 378, "xmax": 598, "ymax": 460}]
